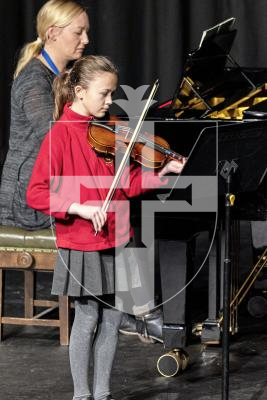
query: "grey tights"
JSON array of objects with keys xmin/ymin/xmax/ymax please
[{"xmin": 70, "ymin": 297, "xmax": 122, "ymax": 400}]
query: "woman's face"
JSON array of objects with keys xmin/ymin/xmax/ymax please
[
  {"xmin": 75, "ymin": 72, "xmax": 118, "ymax": 118},
  {"xmin": 53, "ymin": 11, "xmax": 90, "ymax": 62}
]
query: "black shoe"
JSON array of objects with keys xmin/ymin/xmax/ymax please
[
  {"xmin": 119, "ymin": 313, "xmax": 138, "ymax": 336},
  {"xmin": 136, "ymin": 309, "xmax": 163, "ymax": 343}
]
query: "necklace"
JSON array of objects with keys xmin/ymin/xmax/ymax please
[{"xmin": 41, "ymin": 49, "xmax": 60, "ymax": 76}]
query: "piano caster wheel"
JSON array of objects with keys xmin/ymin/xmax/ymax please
[{"xmin": 157, "ymin": 349, "xmax": 189, "ymax": 377}]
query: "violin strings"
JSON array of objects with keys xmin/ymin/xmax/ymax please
[{"xmin": 116, "ymin": 125, "xmax": 183, "ymax": 160}]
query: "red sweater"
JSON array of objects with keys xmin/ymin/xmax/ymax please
[{"xmin": 26, "ymin": 104, "xmax": 168, "ymax": 251}]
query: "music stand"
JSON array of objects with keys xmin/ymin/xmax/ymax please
[{"xmin": 178, "ymin": 120, "xmax": 267, "ymax": 400}]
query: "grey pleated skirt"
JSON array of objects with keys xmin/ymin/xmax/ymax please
[{"xmin": 51, "ymin": 242, "xmax": 145, "ymax": 297}]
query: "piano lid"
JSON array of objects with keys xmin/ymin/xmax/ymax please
[
  {"xmin": 170, "ymin": 18, "xmax": 266, "ymax": 120},
  {"xmin": 197, "ymin": 17, "xmax": 236, "ymax": 49}
]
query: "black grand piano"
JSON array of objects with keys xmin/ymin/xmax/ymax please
[{"xmin": 132, "ymin": 18, "xmax": 267, "ymax": 377}]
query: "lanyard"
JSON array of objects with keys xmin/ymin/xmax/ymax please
[{"xmin": 41, "ymin": 49, "xmax": 60, "ymax": 76}]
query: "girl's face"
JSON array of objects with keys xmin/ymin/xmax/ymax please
[
  {"xmin": 74, "ymin": 72, "xmax": 118, "ymax": 118},
  {"xmin": 52, "ymin": 12, "xmax": 90, "ymax": 62}
]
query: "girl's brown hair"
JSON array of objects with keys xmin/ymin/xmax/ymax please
[{"xmin": 53, "ymin": 55, "xmax": 119, "ymax": 120}]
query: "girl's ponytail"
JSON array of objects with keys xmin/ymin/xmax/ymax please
[
  {"xmin": 53, "ymin": 71, "xmax": 74, "ymax": 120},
  {"xmin": 14, "ymin": 39, "xmax": 43, "ymax": 79}
]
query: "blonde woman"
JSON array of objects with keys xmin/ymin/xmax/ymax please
[{"xmin": 0, "ymin": 0, "xmax": 89, "ymax": 229}]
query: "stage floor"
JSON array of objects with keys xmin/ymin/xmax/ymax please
[
  {"xmin": 1, "ymin": 321, "xmax": 267, "ymax": 400},
  {"xmin": 1, "ymin": 222, "xmax": 267, "ymax": 400}
]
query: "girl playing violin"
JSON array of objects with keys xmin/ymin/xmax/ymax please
[{"xmin": 26, "ymin": 55, "xmax": 184, "ymax": 400}]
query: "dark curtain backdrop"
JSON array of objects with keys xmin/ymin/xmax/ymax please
[{"xmin": 1, "ymin": 0, "xmax": 267, "ymax": 164}]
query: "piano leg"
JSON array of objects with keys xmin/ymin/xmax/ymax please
[
  {"xmin": 201, "ymin": 220, "xmax": 240, "ymax": 344},
  {"xmin": 201, "ymin": 227, "xmax": 222, "ymax": 344},
  {"xmin": 156, "ymin": 238, "xmax": 194, "ymax": 376}
]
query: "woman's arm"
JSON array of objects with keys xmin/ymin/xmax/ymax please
[{"xmin": 17, "ymin": 68, "xmax": 54, "ymax": 143}]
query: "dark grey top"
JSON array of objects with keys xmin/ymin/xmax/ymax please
[{"xmin": 0, "ymin": 58, "xmax": 55, "ymax": 230}]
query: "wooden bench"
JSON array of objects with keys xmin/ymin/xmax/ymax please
[{"xmin": 0, "ymin": 226, "xmax": 70, "ymax": 345}]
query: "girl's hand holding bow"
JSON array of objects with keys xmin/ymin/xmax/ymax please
[{"xmin": 68, "ymin": 203, "xmax": 107, "ymax": 233}]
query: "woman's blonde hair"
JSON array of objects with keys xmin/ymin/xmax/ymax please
[
  {"xmin": 53, "ymin": 55, "xmax": 119, "ymax": 120},
  {"xmin": 14, "ymin": 0, "xmax": 86, "ymax": 78}
]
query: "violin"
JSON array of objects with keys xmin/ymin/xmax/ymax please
[
  {"xmin": 88, "ymin": 80, "xmax": 185, "ymax": 217},
  {"xmin": 88, "ymin": 115, "xmax": 184, "ymax": 169}
]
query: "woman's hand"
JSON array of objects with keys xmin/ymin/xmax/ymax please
[
  {"xmin": 158, "ymin": 158, "xmax": 187, "ymax": 177},
  {"xmin": 68, "ymin": 203, "xmax": 107, "ymax": 233}
]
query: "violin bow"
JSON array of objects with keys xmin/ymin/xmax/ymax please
[{"xmin": 102, "ymin": 79, "xmax": 159, "ymax": 213}]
